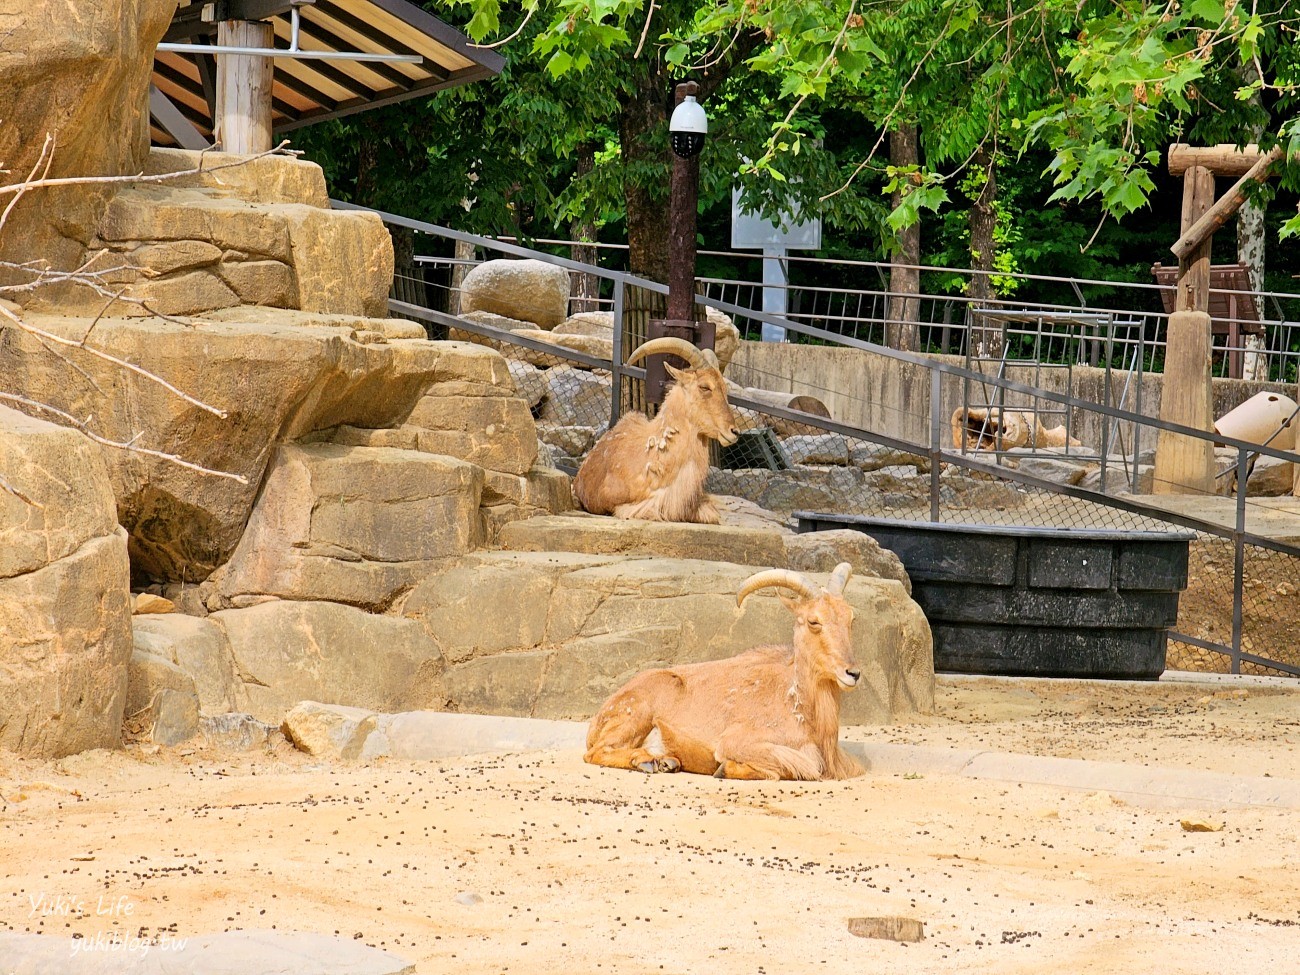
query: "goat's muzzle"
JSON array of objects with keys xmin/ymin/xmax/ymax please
[
  {"xmin": 719, "ymin": 426, "xmax": 740, "ymax": 447},
  {"xmin": 840, "ymin": 668, "xmax": 861, "ymax": 688}
]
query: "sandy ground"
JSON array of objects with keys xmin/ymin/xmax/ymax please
[{"xmin": 3, "ymin": 675, "xmax": 1300, "ymax": 974}]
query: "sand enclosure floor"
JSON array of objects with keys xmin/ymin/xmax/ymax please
[{"xmin": 3, "ymin": 675, "xmax": 1300, "ymax": 974}]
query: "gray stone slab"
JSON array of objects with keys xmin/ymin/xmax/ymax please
[
  {"xmin": 0, "ymin": 930, "xmax": 413, "ymax": 975},
  {"xmin": 381, "ymin": 710, "xmax": 586, "ymax": 760}
]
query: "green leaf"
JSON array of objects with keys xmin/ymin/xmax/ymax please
[{"xmin": 1186, "ymin": 0, "xmax": 1225, "ymax": 24}]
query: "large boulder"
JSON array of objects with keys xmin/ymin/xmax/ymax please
[
  {"xmin": 0, "ymin": 313, "xmax": 449, "ymax": 581},
  {"xmin": 206, "ymin": 443, "xmax": 486, "ymax": 609},
  {"xmin": 0, "ymin": 0, "xmax": 175, "ymax": 284},
  {"xmin": 210, "ymin": 601, "xmax": 446, "ymax": 723},
  {"xmin": 553, "ymin": 307, "xmax": 742, "ymax": 373},
  {"xmin": 0, "ymin": 407, "xmax": 132, "ymax": 757},
  {"xmin": 460, "ymin": 259, "xmax": 570, "ymax": 329},
  {"xmin": 400, "ymin": 552, "xmax": 932, "ymax": 723}
]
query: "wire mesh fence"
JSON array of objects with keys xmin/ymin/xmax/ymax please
[{"xmin": 356, "ymin": 206, "xmax": 1300, "ymax": 680}]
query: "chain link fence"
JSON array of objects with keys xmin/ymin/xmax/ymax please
[{"xmin": 358, "ymin": 205, "xmax": 1300, "ymax": 680}]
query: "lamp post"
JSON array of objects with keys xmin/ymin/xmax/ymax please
[{"xmin": 645, "ymin": 81, "xmax": 716, "ymax": 406}]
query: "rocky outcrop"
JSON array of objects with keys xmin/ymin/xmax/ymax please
[
  {"xmin": 205, "ymin": 444, "xmax": 486, "ymax": 610},
  {"xmin": 399, "ymin": 552, "xmax": 933, "ymax": 723},
  {"xmin": 496, "ymin": 513, "xmax": 911, "ymax": 594},
  {"xmin": 0, "ymin": 0, "xmax": 176, "ymax": 283},
  {"xmin": 0, "ymin": 407, "xmax": 132, "ymax": 758},
  {"xmin": 77, "ymin": 181, "xmax": 392, "ymax": 318},
  {"xmin": 0, "ymin": 314, "xmax": 451, "ymax": 581},
  {"xmin": 211, "ymin": 601, "xmax": 446, "ymax": 723}
]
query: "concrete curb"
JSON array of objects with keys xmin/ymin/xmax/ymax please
[
  {"xmin": 847, "ymin": 741, "xmax": 1300, "ymax": 810},
  {"xmin": 0, "ymin": 930, "xmax": 414, "ymax": 975},
  {"xmin": 288, "ymin": 705, "xmax": 1300, "ymax": 812}
]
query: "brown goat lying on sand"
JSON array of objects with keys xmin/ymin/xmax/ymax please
[
  {"xmin": 573, "ymin": 336, "xmax": 740, "ymax": 524},
  {"xmin": 584, "ymin": 563, "xmax": 865, "ymax": 781}
]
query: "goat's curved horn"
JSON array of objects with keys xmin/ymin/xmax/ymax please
[
  {"xmin": 736, "ymin": 569, "xmax": 818, "ymax": 607},
  {"xmin": 827, "ymin": 562, "xmax": 853, "ymax": 595},
  {"xmin": 626, "ymin": 337, "xmax": 708, "ymax": 370}
]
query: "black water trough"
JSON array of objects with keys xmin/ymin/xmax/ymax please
[{"xmin": 796, "ymin": 513, "xmax": 1195, "ymax": 680}]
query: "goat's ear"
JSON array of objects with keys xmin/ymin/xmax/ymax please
[
  {"xmin": 664, "ymin": 362, "xmax": 684, "ymax": 382},
  {"xmin": 778, "ymin": 592, "xmax": 800, "ymax": 613}
]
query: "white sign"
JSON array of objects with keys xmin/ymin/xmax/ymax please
[{"xmin": 730, "ymin": 188, "xmax": 822, "ymax": 250}]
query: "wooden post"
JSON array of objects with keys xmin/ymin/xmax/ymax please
[
  {"xmin": 215, "ymin": 20, "xmax": 274, "ymax": 154},
  {"xmin": 1154, "ymin": 165, "xmax": 1216, "ymax": 496}
]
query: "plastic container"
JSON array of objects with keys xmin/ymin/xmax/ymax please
[{"xmin": 795, "ymin": 514, "xmax": 1195, "ymax": 679}]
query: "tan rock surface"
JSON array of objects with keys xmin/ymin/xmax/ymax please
[
  {"xmin": 496, "ymin": 514, "xmax": 910, "ymax": 593},
  {"xmin": 0, "ymin": 407, "xmax": 131, "ymax": 758},
  {"xmin": 132, "ymin": 614, "xmax": 245, "ymax": 714},
  {"xmin": 0, "ymin": 314, "xmax": 446, "ymax": 580},
  {"xmin": 405, "ymin": 394, "xmax": 539, "ymax": 477},
  {"xmin": 0, "ymin": 0, "xmax": 175, "ymax": 282},
  {"xmin": 401, "ymin": 552, "xmax": 931, "ymax": 723},
  {"xmin": 210, "ymin": 600, "xmax": 445, "ymax": 723},
  {"xmin": 143, "ymin": 148, "xmax": 332, "ymax": 208},
  {"xmin": 207, "ymin": 444, "xmax": 485, "ymax": 609}
]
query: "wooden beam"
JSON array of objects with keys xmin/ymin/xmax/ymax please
[
  {"xmin": 215, "ymin": 20, "xmax": 274, "ymax": 153},
  {"xmin": 149, "ymin": 85, "xmax": 211, "ymax": 150},
  {"xmin": 1154, "ymin": 165, "xmax": 1216, "ymax": 497},
  {"xmin": 1171, "ymin": 146, "xmax": 1283, "ymax": 261},
  {"xmin": 1168, "ymin": 143, "xmax": 1267, "ymax": 176}
]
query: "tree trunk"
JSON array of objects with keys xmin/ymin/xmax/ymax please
[
  {"xmin": 390, "ymin": 225, "xmax": 423, "ymax": 306},
  {"xmin": 449, "ymin": 239, "xmax": 476, "ymax": 320},
  {"xmin": 620, "ymin": 69, "xmax": 671, "ymax": 283},
  {"xmin": 966, "ymin": 146, "xmax": 1000, "ymax": 359},
  {"xmin": 1237, "ymin": 61, "xmax": 1268, "ymax": 381},
  {"xmin": 886, "ymin": 124, "xmax": 921, "ymax": 352},
  {"xmin": 570, "ymin": 140, "xmax": 602, "ymax": 312}
]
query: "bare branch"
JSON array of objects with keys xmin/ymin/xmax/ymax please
[
  {"xmin": 633, "ymin": 1, "xmax": 659, "ymax": 59},
  {"xmin": 0, "ymin": 303, "xmax": 227, "ymax": 418},
  {"xmin": 469, "ymin": 3, "xmax": 537, "ymax": 49},
  {"xmin": 0, "ymin": 392, "xmax": 248, "ymax": 484}
]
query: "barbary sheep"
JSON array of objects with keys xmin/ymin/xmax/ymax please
[
  {"xmin": 584, "ymin": 562, "xmax": 865, "ymax": 781},
  {"xmin": 573, "ymin": 336, "xmax": 739, "ymax": 524}
]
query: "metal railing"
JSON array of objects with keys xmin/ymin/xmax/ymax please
[{"xmin": 341, "ymin": 203, "xmax": 1300, "ymax": 678}]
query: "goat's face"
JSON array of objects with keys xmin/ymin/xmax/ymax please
[
  {"xmin": 665, "ymin": 363, "xmax": 741, "ymax": 446},
  {"xmin": 784, "ymin": 591, "xmax": 860, "ymax": 689}
]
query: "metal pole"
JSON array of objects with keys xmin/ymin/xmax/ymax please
[
  {"xmin": 609, "ymin": 279, "xmax": 625, "ymax": 428},
  {"xmin": 930, "ymin": 369, "xmax": 943, "ymax": 522},
  {"xmin": 646, "ymin": 81, "xmax": 712, "ymax": 407},
  {"xmin": 1233, "ymin": 448, "xmax": 1248, "ymax": 673}
]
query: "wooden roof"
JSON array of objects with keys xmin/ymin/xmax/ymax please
[{"xmin": 151, "ymin": 0, "xmax": 504, "ymax": 147}]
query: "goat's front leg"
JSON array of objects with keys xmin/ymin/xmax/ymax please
[{"xmin": 713, "ymin": 735, "xmax": 825, "ymax": 781}]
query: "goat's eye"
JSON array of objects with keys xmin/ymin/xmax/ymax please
[
  {"xmin": 807, "ymin": 619, "xmax": 822, "ymax": 631},
  {"xmin": 700, "ymin": 385, "xmax": 712, "ymax": 395}
]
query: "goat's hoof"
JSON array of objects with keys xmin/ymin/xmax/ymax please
[
  {"xmin": 636, "ymin": 757, "xmax": 681, "ymax": 774},
  {"xmin": 713, "ymin": 763, "xmax": 727, "ymax": 779}
]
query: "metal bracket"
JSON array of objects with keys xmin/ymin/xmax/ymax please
[{"xmin": 157, "ymin": 2, "xmax": 422, "ymax": 63}]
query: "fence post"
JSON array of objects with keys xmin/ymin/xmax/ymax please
[
  {"xmin": 1232, "ymin": 447, "xmax": 1248, "ymax": 674},
  {"xmin": 930, "ymin": 369, "xmax": 942, "ymax": 522},
  {"xmin": 609, "ymin": 279, "xmax": 625, "ymax": 429}
]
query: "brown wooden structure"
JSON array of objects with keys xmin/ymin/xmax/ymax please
[
  {"xmin": 1150, "ymin": 262, "xmax": 1264, "ymax": 380},
  {"xmin": 1153, "ymin": 144, "xmax": 1287, "ymax": 496},
  {"xmin": 151, "ymin": 0, "xmax": 503, "ymax": 150}
]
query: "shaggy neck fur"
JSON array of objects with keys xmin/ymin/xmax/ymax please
[{"xmin": 793, "ymin": 642, "xmax": 859, "ymax": 779}]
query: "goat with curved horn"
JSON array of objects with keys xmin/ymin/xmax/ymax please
[
  {"xmin": 584, "ymin": 562, "xmax": 865, "ymax": 781},
  {"xmin": 573, "ymin": 336, "xmax": 739, "ymax": 524}
]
